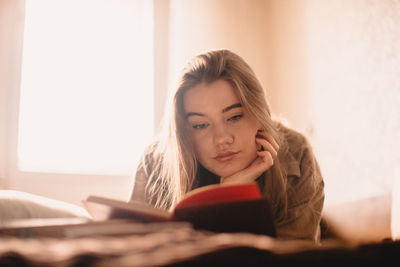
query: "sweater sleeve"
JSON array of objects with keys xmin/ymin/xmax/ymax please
[{"xmin": 275, "ymin": 138, "xmax": 325, "ymax": 243}]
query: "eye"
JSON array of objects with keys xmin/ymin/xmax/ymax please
[
  {"xmin": 192, "ymin": 123, "xmax": 209, "ymax": 129},
  {"xmin": 228, "ymin": 114, "xmax": 243, "ymax": 122}
]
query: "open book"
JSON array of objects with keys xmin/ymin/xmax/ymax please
[{"xmin": 83, "ymin": 182, "xmax": 276, "ymax": 236}]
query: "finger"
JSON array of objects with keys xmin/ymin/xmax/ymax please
[
  {"xmin": 257, "ymin": 130, "xmax": 279, "ymax": 152},
  {"xmin": 256, "ymin": 137, "xmax": 278, "ymax": 158},
  {"xmin": 263, "ymin": 133, "xmax": 279, "ymax": 152},
  {"xmin": 256, "ymin": 150, "xmax": 274, "ymax": 166},
  {"xmin": 246, "ymin": 154, "xmax": 273, "ymax": 178}
]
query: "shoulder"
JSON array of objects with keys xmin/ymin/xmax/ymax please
[
  {"xmin": 276, "ymin": 122, "xmax": 310, "ymax": 153},
  {"xmin": 130, "ymin": 140, "xmax": 161, "ymax": 202},
  {"xmin": 138, "ymin": 141, "xmax": 161, "ymax": 174}
]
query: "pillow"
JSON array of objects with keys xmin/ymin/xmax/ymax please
[{"xmin": 0, "ymin": 190, "xmax": 91, "ymax": 225}]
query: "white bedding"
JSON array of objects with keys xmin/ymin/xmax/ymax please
[{"xmin": 0, "ymin": 190, "xmax": 90, "ymax": 225}]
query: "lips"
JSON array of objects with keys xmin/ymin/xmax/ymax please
[{"xmin": 214, "ymin": 151, "xmax": 239, "ymax": 162}]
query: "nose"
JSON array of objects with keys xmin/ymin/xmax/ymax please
[{"xmin": 213, "ymin": 124, "xmax": 234, "ymax": 148}]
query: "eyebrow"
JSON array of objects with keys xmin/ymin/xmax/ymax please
[
  {"xmin": 222, "ymin": 103, "xmax": 242, "ymax": 113},
  {"xmin": 186, "ymin": 103, "xmax": 243, "ymax": 118}
]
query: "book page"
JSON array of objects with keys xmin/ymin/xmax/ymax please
[{"xmin": 83, "ymin": 196, "xmax": 172, "ymax": 222}]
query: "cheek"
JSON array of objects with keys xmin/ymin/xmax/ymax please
[
  {"xmin": 244, "ymin": 133, "xmax": 258, "ymax": 154},
  {"xmin": 237, "ymin": 127, "xmax": 259, "ymax": 154},
  {"xmin": 237, "ymin": 125, "xmax": 256, "ymax": 144},
  {"xmin": 191, "ymin": 134, "xmax": 210, "ymax": 161}
]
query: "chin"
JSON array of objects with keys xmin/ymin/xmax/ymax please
[
  {"xmin": 205, "ymin": 157, "xmax": 254, "ymax": 178},
  {"xmin": 215, "ymin": 166, "xmax": 244, "ymax": 178}
]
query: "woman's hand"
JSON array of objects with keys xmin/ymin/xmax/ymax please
[{"xmin": 220, "ymin": 130, "xmax": 279, "ymax": 184}]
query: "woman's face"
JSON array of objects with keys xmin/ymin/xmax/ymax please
[{"xmin": 183, "ymin": 79, "xmax": 261, "ymax": 177}]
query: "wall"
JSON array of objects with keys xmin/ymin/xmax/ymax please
[
  {"xmin": 167, "ymin": 0, "xmax": 273, "ymax": 104},
  {"xmin": 304, "ymin": 0, "xmax": 400, "ymax": 204},
  {"xmin": 265, "ymin": 0, "xmax": 312, "ymax": 134},
  {"xmin": 240, "ymin": 0, "xmax": 400, "ymax": 205}
]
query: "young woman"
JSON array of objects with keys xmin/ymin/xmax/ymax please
[{"xmin": 130, "ymin": 49, "xmax": 324, "ymax": 242}]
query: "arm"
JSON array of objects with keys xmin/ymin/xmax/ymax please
[{"xmin": 276, "ymin": 144, "xmax": 325, "ymax": 243}]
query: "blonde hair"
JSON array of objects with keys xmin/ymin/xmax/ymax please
[{"xmin": 144, "ymin": 49, "xmax": 288, "ymax": 222}]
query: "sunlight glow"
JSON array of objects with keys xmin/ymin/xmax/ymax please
[{"xmin": 18, "ymin": 0, "xmax": 154, "ymax": 175}]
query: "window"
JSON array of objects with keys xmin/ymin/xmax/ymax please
[
  {"xmin": 0, "ymin": 0, "xmax": 156, "ymax": 204},
  {"xmin": 18, "ymin": 0, "xmax": 154, "ymax": 176}
]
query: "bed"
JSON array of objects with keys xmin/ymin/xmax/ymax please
[{"xmin": 0, "ymin": 190, "xmax": 397, "ymax": 266}]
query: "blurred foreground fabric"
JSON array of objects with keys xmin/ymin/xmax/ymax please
[{"xmin": 0, "ymin": 224, "xmax": 399, "ymax": 267}]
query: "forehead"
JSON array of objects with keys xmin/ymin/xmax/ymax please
[{"xmin": 183, "ymin": 80, "xmax": 240, "ymax": 114}]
